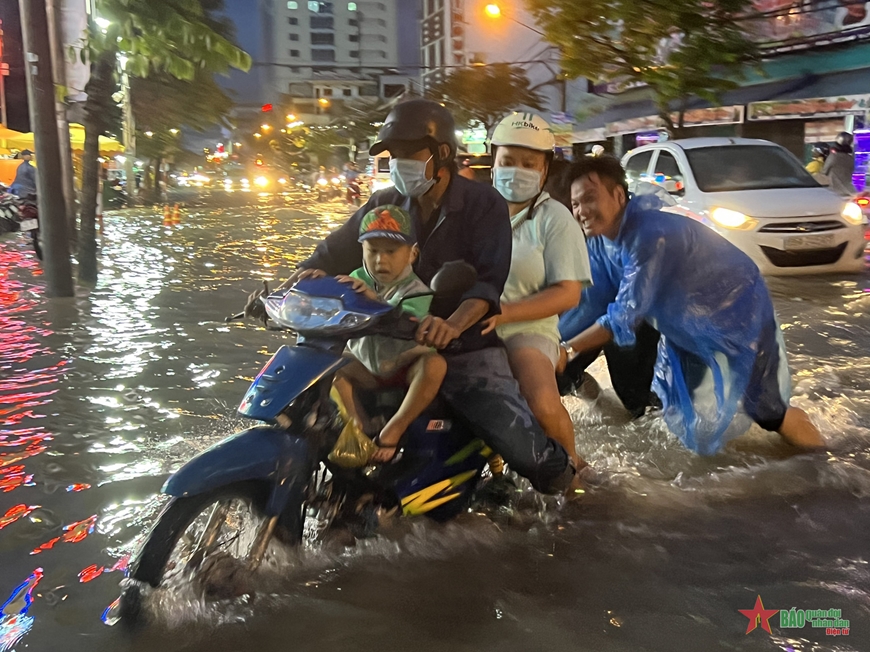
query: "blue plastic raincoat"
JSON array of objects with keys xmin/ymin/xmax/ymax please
[{"xmin": 559, "ymin": 195, "xmax": 791, "ymax": 454}]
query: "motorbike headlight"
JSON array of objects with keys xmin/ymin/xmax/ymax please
[
  {"xmin": 841, "ymin": 201, "xmax": 865, "ymax": 226},
  {"xmin": 254, "ymin": 176, "xmax": 269, "ymax": 188},
  {"xmin": 317, "ymin": 178, "xmax": 328, "ymax": 187},
  {"xmin": 709, "ymin": 207, "xmax": 757, "ymax": 231},
  {"xmin": 263, "ymin": 291, "xmax": 372, "ymax": 333}
]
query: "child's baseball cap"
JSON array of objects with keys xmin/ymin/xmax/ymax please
[{"xmin": 358, "ymin": 204, "xmax": 415, "ymax": 245}]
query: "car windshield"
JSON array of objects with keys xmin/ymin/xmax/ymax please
[{"xmin": 685, "ymin": 145, "xmax": 819, "ymax": 192}]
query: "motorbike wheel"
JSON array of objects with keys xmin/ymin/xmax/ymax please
[{"xmin": 129, "ymin": 481, "xmax": 275, "ymax": 591}]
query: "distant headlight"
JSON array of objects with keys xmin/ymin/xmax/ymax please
[
  {"xmin": 317, "ymin": 178, "xmax": 328, "ymax": 187},
  {"xmin": 709, "ymin": 207, "xmax": 757, "ymax": 230},
  {"xmin": 254, "ymin": 176, "xmax": 269, "ymax": 188},
  {"xmin": 278, "ymin": 178, "xmax": 287, "ymax": 185},
  {"xmin": 841, "ymin": 201, "xmax": 865, "ymax": 226}
]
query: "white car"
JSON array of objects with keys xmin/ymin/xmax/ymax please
[{"xmin": 621, "ymin": 138, "xmax": 867, "ymax": 275}]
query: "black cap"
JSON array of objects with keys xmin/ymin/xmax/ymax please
[
  {"xmin": 369, "ymin": 99, "xmax": 457, "ymax": 157},
  {"xmin": 20, "ymin": 149, "xmax": 33, "ymax": 156}
]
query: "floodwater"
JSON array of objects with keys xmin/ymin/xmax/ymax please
[{"xmin": 1, "ymin": 196, "xmax": 869, "ymax": 652}]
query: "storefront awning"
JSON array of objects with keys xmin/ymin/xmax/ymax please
[{"xmin": 574, "ymin": 66, "xmax": 870, "ymax": 134}]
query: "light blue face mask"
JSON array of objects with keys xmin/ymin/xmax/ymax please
[
  {"xmin": 390, "ymin": 155, "xmax": 435, "ymax": 198},
  {"xmin": 493, "ymin": 167, "xmax": 542, "ymax": 203}
]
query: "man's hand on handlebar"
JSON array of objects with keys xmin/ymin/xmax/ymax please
[{"xmin": 415, "ymin": 315, "xmax": 461, "ymax": 350}]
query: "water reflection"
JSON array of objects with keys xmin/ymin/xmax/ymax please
[{"xmin": 0, "ymin": 201, "xmax": 868, "ymax": 651}]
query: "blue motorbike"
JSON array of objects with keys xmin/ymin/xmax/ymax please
[{"xmin": 119, "ymin": 262, "xmax": 492, "ymax": 611}]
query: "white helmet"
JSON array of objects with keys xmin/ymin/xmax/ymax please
[{"xmin": 490, "ymin": 112, "xmax": 555, "ymax": 152}]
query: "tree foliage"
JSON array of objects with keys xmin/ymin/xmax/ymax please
[
  {"xmin": 526, "ymin": 0, "xmax": 760, "ymax": 133},
  {"xmin": 426, "ymin": 64, "xmax": 545, "ymax": 132}
]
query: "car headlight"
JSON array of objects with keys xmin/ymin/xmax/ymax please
[
  {"xmin": 278, "ymin": 178, "xmax": 287, "ymax": 185},
  {"xmin": 841, "ymin": 201, "xmax": 865, "ymax": 226},
  {"xmin": 317, "ymin": 178, "xmax": 328, "ymax": 187},
  {"xmin": 254, "ymin": 176, "xmax": 269, "ymax": 188},
  {"xmin": 709, "ymin": 207, "xmax": 757, "ymax": 231},
  {"xmin": 263, "ymin": 291, "xmax": 372, "ymax": 333}
]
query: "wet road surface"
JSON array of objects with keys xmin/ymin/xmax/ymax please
[{"xmin": 1, "ymin": 196, "xmax": 869, "ymax": 651}]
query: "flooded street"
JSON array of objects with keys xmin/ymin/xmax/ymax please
[{"xmin": 1, "ymin": 198, "xmax": 869, "ymax": 652}]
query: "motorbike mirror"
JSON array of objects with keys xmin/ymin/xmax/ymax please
[{"xmin": 430, "ymin": 260, "xmax": 477, "ymax": 298}]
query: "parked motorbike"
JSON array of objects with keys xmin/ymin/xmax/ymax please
[
  {"xmin": 116, "ymin": 262, "xmax": 490, "ymax": 620},
  {"xmin": 0, "ymin": 188, "xmax": 41, "ymax": 259}
]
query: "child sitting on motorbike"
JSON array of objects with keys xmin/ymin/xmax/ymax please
[{"xmin": 308, "ymin": 205, "xmax": 447, "ymax": 463}]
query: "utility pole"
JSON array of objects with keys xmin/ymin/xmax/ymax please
[{"xmin": 18, "ymin": 0, "xmax": 74, "ymax": 297}]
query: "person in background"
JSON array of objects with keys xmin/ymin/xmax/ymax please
[
  {"xmin": 10, "ymin": 150, "xmax": 37, "ymax": 197},
  {"xmin": 481, "ymin": 112, "xmax": 593, "ymax": 471},
  {"xmin": 561, "ymin": 155, "xmax": 824, "ymax": 455},
  {"xmin": 823, "ymin": 132, "xmax": 857, "ymax": 197},
  {"xmin": 457, "ymin": 159, "xmax": 476, "ymax": 181},
  {"xmin": 805, "ymin": 143, "xmax": 828, "ymax": 176}
]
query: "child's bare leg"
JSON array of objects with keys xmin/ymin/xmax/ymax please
[
  {"xmin": 334, "ymin": 358, "xmax": 380, "ymax": 431},
  {"xmin": 372, "ymin": 353, "xmax": 447, "ymax": 463},
  {"xmin": 777, "ymin": 407, "xmax": 825, "ymax": 449}
]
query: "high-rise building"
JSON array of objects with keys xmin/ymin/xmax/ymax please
[{"xmin": 259, "ymin": 0, "xmax": 421, "ymax": 123}]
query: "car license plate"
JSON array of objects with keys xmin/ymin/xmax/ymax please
[
  {"xmin": 19, "ymin": 219, "xmax": 38, "ymax": 231},
  {"xmin": 784, "ymin": 233, "xmax": 834, "ymax": 251}
]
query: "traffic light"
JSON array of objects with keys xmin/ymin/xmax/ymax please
[
  {"xmin": 261, "ymin": 104, "xmax": 273, "ymax": 112},
  {"xmin": 0, "ymin": 5, "xmax": 30, "ymax": 131}
]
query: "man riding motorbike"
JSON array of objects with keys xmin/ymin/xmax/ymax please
[{"xmin": 246, "ymin": 99, "xmax": 577, "ymax": 494}]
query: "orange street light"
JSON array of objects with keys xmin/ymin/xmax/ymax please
[
  {"xmin": 286, "ymin": 113, "xmax": 296, "ymax": 121},
  {"xmin": 254, "ymin": 133, "xmax": 262, "ymax": 138},
  {"xmin": 318, "ymin": 98, "xmax": 331, "ymax": 107},
  {"xmin": 484, "ymin": 3, "xmax": 501, "ymax": 18}
]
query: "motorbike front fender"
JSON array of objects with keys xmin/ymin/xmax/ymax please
[{"xmin": 162, "ymin": 426, "xmax": 312, "ymax": 516}]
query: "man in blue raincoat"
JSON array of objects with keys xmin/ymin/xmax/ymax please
[{"xmin": 558, "ymin": 156, "xmax": 823, "ymax": 454}]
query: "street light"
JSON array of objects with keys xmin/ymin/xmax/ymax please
[
  {"xmin": 261, "ymin": 124, "xmax": 272, "ymax": 132},
  {"xmin": 483, "ymin": 3, "xmax": 545, "ymax": 36},
  {"xmin": 286, "ymin": 113, "xmax": 296, "ymax": 121}
]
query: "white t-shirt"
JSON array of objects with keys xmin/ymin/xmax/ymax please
[{"xmin": 497, "ymin": 193, "xmax": 592, "ymax": 343}]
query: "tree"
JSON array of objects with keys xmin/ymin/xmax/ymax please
[
  {"xmin": 131, "ymin": 72, "xmax": 235, "ymax": 200},
  {"xmin": 79, "ymin": 0, "xmax": 250, "ymax": 283},
  {"xmin": 426, "ymin": 64, "xmax": 545, "ymax": 132},
  {"xmin": 526, "ymin": 0, "xmax": 760, "ymax": 135}
]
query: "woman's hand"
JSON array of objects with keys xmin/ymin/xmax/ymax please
[
  {"xmin": 480, "ymin": 313, "xmax": 504, "ymax": 335},
  {"xmin": 480, "ymin": 304, "xmax": 513, "ymax": 335},
  {"xmin": 336, "ymin": 275, "xmax": 379, "ymax": 301}
]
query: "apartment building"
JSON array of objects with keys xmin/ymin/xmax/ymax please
[{"xmin": 261, "ymin": 0, "xmax": 420, "ymax": 122}]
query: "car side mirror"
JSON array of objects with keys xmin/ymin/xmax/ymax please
[{"xmin": 430, "ymin": 260, "xmax": 478, "ymax": 298}]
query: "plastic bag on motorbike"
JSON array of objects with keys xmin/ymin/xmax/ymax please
[{"xmin": 328, "ymin": 387, "xmax": 376, "ymax": 468}]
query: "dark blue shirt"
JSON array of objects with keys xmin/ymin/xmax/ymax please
[
  {"xmin": 11, "ymin": 160, "xmax": 37, "ymax": 197},
  {"xmin": 302, "ymin": 174, "xmax": 512, "ymax": 351}
]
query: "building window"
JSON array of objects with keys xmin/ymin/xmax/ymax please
[
  {"xmin": 288, "ymin": 0, "xmax": 298, "ymax": 7},
  {"xmin": 349, "ymin": 18, "xmax": 358, "ymax": 26},
  {"xmin": 324, "ymin": 88, "xmax": 334, "ymax": 96},
  {"xmin": 343, "ymin": 88, "xmax": 352, "ymax": 96},
  {"xmin": 348, "ymin": 1, "xmax": 357, "ymax": 9},
  {"xmin": 379, "ymin": 50, "xmax": 387, "ymax": 58},
  {"xmin": 289, "ymin": 33, "xmax": 299, "ymax": 41},
  {"xmin": 310, "ymin": 16, "xmax": 334, "ymax": 28},
  {"xmin": 311, "ymin": 48, "xmax": 336, "ymax": 61},
  {"xmin": 288, "ymin": 17, "xmax": 298, "ymax": 24},
  {"xmin": 349, "ymin": 50, "xmax": 359, "ymax": 58},
  {"xmin": 308, "ymin": 1, "xmax": 333, "ymax": 12},
  {"xmin": 311, "ymin": 32, "xmax": 334, "ymax": 44},
  {"xmin": 375, "ymin": 19, "xmax": 386, "ymax": 27},
  {"xmin": 349, "ymin": 34, "xmax": 359, "ymax": 42},
  {"xmin": 290, "ymin": 49, "xmax": 300, "ymax": 57}
]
